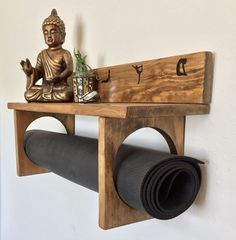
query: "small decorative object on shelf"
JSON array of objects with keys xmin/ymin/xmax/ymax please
[
  {"xmin": 73, "ymin": 49, "xmax": 99, "ymax": 103},
  {"xmin": 20, "ymin": 9, "xmax": 74, "ymax": 102}
]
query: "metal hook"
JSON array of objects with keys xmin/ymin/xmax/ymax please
[{"xmin": 96, "ymin": 70, "xmax": 111, "ymax": 83}]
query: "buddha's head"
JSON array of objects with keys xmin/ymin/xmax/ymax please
[{"xmin": 42, "ymin": 9, "xmax": 66, "ymax": 48}]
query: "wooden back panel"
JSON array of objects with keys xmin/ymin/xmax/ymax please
[{"xmin": 96, "ymin": 51, "xmax": 213, "ymax": 104}]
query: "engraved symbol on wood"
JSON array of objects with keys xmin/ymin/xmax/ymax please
[
  {"xmin": 132, "ymin": 65, "xmax": 143, "ymax": 84},
  {"xmin": 176, "ymin": 58, "xmax": 187, "ymax": 76}
]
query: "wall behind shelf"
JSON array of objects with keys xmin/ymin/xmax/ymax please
[{"xmin": 1, "ymin": 0, "xmax": 236, "ymax": 240}]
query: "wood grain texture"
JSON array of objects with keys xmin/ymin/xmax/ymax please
[
  {"xmin": 98, "ymin": 116, "xmax": 185, "ymax": 229},
  {"xmin": 13, "ymin": 110, "xmax": 75, "ymax": 176},
  {"xmin": 8, "ymin": 102, "xmax": 210, "ymax": 118},
  {"xmin": 96, "ymin": 51, "xmax": 213, "ymax": 104}
]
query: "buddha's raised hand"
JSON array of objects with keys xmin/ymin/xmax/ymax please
[{"xmin": 20, "ymin": 58, "xmax": 33, "ymax": 77}]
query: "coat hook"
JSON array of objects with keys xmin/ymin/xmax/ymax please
[{"xmin": 96, "ymin": 70, "xmax": 111, "ymax": 83}]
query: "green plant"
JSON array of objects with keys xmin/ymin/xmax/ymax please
[{"xmin": 74, "ymin": 49, "xmax": 93, "ymax": 76}]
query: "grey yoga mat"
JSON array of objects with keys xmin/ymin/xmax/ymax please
[{"xmin": 24, "ymin": 130, "xmax": 202, "ymax": 220}]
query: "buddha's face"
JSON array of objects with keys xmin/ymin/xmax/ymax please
[{"xmin": 43, "ymin": 24, "xmax": 64, "ymax": 48}]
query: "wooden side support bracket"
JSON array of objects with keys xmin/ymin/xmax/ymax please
[
  {"xmin": 14, "ymin": 110, "xmax": 75, "ymax": 176},
  {"xmin": 98, "ymin": 116, "xmax": 185, "ymax": 229}
]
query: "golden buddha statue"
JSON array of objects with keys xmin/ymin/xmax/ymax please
[{"xmin": 20, "ymin": 9, "xmax": 74, "ymax": 102}]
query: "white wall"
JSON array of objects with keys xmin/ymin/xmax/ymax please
[{"xmin": 1, "ymin": 0, "xmax": 236, "ymax": 239}]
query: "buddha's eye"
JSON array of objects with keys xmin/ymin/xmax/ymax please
[
  {"xmin": 44, "ymin": 31, "xmax": 48, "ymax": 35},
  {"xmin": 50, "ymin": 29, "xmax": 58, "ymax": 34}
]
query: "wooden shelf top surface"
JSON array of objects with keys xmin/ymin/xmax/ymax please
[{"xmin": 8, "ymin": 102, "xmax": 209, "ymax": 118}]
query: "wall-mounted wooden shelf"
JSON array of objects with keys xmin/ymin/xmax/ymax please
[
  {"xmin": 8, "ymin": 51, "xmax": 213, "ymax": 229},
  {"xmin": 8, "ymin": 102, "xmax": 209, "ymax": 118}
]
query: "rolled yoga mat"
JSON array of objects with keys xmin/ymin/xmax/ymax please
[{"xmin": 24, "ymin": 130, "xmax": 203, "ymax": 220}]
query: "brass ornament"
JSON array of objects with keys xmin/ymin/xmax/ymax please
[{"xmin": 20, "ymin": 9, "xmax": 74, "ymax": 102}]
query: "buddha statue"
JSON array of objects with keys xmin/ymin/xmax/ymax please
[{"xmin": 20, "ymin": 9, "xmax": 74, "ymax": 102}]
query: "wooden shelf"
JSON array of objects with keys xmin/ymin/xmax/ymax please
[
  {"xmin": 8, "ymin": 102, "xmax": 208, "ymax": 229},
  {"xmin": 8, "ymin": 51, "xmax": 213, "ymax": 229},
  {"xmin": 8, "ymin": 102, "xmax": 209, "ymax": 118}
]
